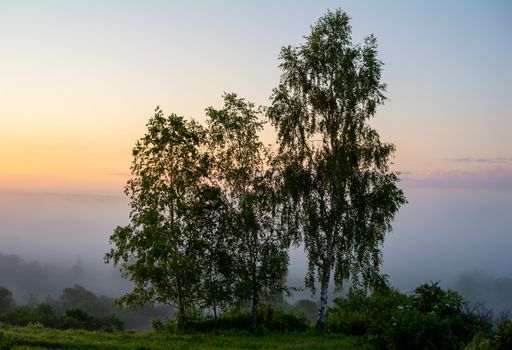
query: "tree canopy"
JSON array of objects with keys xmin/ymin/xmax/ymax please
[
  {"xmin": 107, "ymin": 97, "xmax": 291, "ymax": 331},
  {"xmin": 105, "ymin": 108, "xmax": 208, "ymax": 329},
  {"xmin": 106, "ymin": 8, "xmax": 405, "ymax": 332},
  {"xmin": 206, "ymin": 93, "xmax": 290, "ymax": 332},
  {"xmin": 268, "ymin": 9, "xmax": 406, "ymax": 328},
  {"xmin": 0, "ymin": 286, "xmax": 16, "ymax": 314}
]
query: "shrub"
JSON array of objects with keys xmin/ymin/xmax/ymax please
[
  {"xmin": 368, "ymin": 283, "xmax": 479, "ymax": 349},
  {"xmin": 464, "ymin": 317, "xmax": 512, "ymax": 350},
  {"xmin": 372, "ymin": 306, "xmax": 455, "ymax": 349},
  {"xmin": 0, "ymin": 331, "xmax": 13, "ymax": 350},
  {"xmin": 165, "ymin": 305, "xmax": 310, "ymax": 333},
  {"xmin": 327, "ymin": 282, "xmax": 488, "ymax": 349},
  {"xmin": 0, "ymin": 304, "xmax": 124, "ymax": 332},
  {"xmin": 65, "ymin": 308, "xmax": 125, "ymax": 331},
  {"xmin": 326, "ymin": 288, "xmax": 408, "ymax": 336},
  {"xmin": 0, "ymin": 288, "xmax": 15, "ymax": 315},
  {"xmin": 493, "ymin": 319, "xmax": 512, "ymax": 350},
  {"xmin": 464, "ymin": 334, "xmax": 494, "ymax": 350}
]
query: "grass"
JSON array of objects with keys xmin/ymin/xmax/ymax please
[{"xmin": 1, "ymin": 325, "xmax": 362, "ymax": 350}]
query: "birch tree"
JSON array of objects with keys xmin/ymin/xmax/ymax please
[
  {"xmin": 268, "ymin": 9, "xmax": 406, "ymax": 329},
  {"xmin": 206, "ymin": 93, "xmax": 289, "ymax": 332}
]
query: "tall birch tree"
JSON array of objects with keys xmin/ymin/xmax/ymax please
[{"xmin": 268, "ymin": 9, "xmax": 407, "ymax": 329}]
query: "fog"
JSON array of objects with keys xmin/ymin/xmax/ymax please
[
  {"xmin": 1, "ymin": 182, "xmax": 511, "ymax": 312},
  {"xmin": 382, "ymin": 186, "xmax": 512, "ymax": 290}
]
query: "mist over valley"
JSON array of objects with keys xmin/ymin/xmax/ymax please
[{"xmin": 1, "ymin": 182, "xmax": 511, "ymax": 314}]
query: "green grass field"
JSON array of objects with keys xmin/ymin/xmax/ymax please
[{"xmin": 1, "ymin": 325, "xmax": 361, "ymax": 350}]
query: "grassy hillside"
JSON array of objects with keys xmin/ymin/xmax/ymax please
[{"xmin": 1, "ymin": 325, "xmax": 361, "ymax": 350}]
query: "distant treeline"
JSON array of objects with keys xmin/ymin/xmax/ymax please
[
  {"xmin": 0, "ymin": 252, "xmax": 130, "ymax": 302},
  {"xmin": 0, "ymin": 284, "xmax": 171, "ymax": 330}
]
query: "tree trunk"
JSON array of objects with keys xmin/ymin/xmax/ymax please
[
  {"xmin": 176, "ymin": 279, "xmax": 188, "ymax": 331},
  {"xmin": 315, "ymin": 265, "xmax": 331, "ymax": 329},
  {"xmin": 178, "ymin": 304, "xmax": 188, "ymax": 331},
  {"xmin": 250, "ymin": 290, "xmax": 258, "ymax": 333},
  {"xmin": 316, "ymin": 244, "xmax": 334, "ymax": 330}
]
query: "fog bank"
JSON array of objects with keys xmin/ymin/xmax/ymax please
[{"xmin": 0, "ymin": 184, "xmax": 511, "ymax": 311}]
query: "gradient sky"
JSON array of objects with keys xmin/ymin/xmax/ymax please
[
  {"xmin": 0, "ymin": 1, "xmax": 511, "ymax": 295},
  {"xmin": 1, "ymin": 0, "xmax": 511, "ymax": 194}
]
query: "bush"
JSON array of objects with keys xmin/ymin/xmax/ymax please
[
  {"xmin": 327, "ymin": 282, "xmax": 488, "ymax": 349},
  {"xmin": 326, "ymin": 288, "xmax": 408, "ymax": 336},
  {"xmin": 464, "ymin": 334, "xmax": 494, "ymax": 350},
  {"xmin": 0, "ymin": 304, "xmax": 124, "ymax": 332},
  {"xmin": 373, "ymin": 306, "xmax": 456, "ymax": 349},
  {"xmin": 0, "ymin": 331, "xmax": 13, "ymax": 350},
  {"xmin": 163, "ymin": 305, "xmax": 310, "ymax": 333},
  {"xmin": 65, "ymin": 308, "xmax": 125, "ymax": 331},
  {"xmin": 464, "ymin": 317, "xmax": 512, "ymax": 350},
  {"xmin": 370, "ymin": 283, "xmax": 480, "ymax": 349},
  {"xmin": 0, "ymin": 288, "xmax": 16, "ymax": 315},
  {"xmin": 493, "ymin": 319, "xmax": 512, "ymax": 350}
]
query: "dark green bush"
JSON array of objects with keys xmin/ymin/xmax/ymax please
[
  {"xmin": 0, "ymin": 331, "xmax": 13, "ymax": 350},
  {"xmin": 326, "ymin": 288, "xmax": 408, "ymax": 336},
  {"xmin": 65, "ymin": 308, "xmax": 125, "ymax": 331},
  {"xmin": 0, "ymin": 287, "xmax": 16, "ymax": 315},
  {"xmin": 0, "ymin": 306, "xmax": 52, "ymax": 327},
  {"xmin": 0, "ymin": 305, "xmax": 124, "ymax": 331},
  {"xmin": 464, "ymin": 316, "xmax": 512, "ymax": 350},
  {"xmin": 164, "ymin": 305, "xmax": 310, "ymax": 332},
  {"xmin": 371, "ymin": 283, "xmax": 482, "ymax": 349},
  {"xmin": 493, "ymin": 319, "xmax": 512, "ymax": 350},
  {"xmin": 59, "ymin": 315, "xmax": 84, "ymax": 330},
  {"xmin": 327, "ymin": 282, "xmax": 490, "ymax": 349}
]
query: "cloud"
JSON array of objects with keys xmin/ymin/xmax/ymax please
[
  {"xmin": 450, "ymin": 157, "xmax": 512, "ymax": 164},
  {"xmin": 401, "ymin": 167, "xmax": 512, "ymax": 190}
]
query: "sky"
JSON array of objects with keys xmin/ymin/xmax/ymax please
[{"xmin": 0, "ymin": 0, "xmax": 511, "ymax": 299}]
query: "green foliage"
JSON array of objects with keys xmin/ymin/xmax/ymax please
[
  {"xmin": 0, "ymin": 304, "xmax": 124, "ymax": 332},
  {"xmin": 158, "ymin": 305, "xmax": 309, "ymax": 333},
  {"xmin": 106, "ymin": 107, "xmax": 209, "ymax": 330},
  {"xmin": 107, "ymin": 96, "xmax": 292, "ymax": 333},
  {"xmin": 268, "ymin": 8, "xmax": 406, "ymax": 328},
  {"xmin": 0, "ymin": 287, "xmax": 15, "ymax": 314},
  {"xmin": 58, "ymin": 285, "xmax": 112, "ymax": 318},
  {"xmin": 0, "ymin": 287, "xmax": 126, "ymax": 332},
  {"xmin": 326, "ymin": 287, "xmax": 408, "ymax": 336},
  {"xmin": 327, "ymin": 282, "xmax": 495, "ymax": 350},
  {"xmin": 463, "ymin": 316, "xmax": 512, "ymax": 350},
  {"xmin": 493, "ymin": 319, "xmax": 512, "ymax": 350},
  {"xmin": 464, "ymin": 334, "xmax": 494, "ymax": 350},
  {"xmin": 39, "ymin": 284, "xmax": 171, "ymax": 329},
  {"xmin": 106, "ymin": 8, "xmax": 407, "ymax": 333},
  {"xmin": 0, "ymin": 330, "xmax": 13, "ymax": 350},
  {"xmin": 206, "ymin": 93, "xmax": 290, "ymax": 332},
  {"xmin": 187, "ymin": 185, "xmax": 236, "ymax": 318},
  {"xmin": 0, "ymin": 306, "xmax": 57, "ymax": 328}
]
